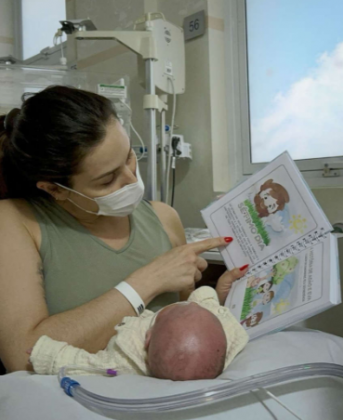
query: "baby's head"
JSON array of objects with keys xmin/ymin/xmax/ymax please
[{"xmin": 144, "ymin": 302, "xmax": 227, "ymax": 381}]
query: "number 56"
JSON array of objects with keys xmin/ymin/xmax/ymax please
[{"xmin": 189, "ymin": 18, "xmax": 200, "ymax": 32}]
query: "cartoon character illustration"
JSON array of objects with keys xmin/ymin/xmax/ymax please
[
  {"xmin": 247, "ymin": 276, "xmax": 261, "ymax": 288},
  {"xmin": 255, "ymin": 280, "xmax": 273, "ymax": 294},
  {"xmin": 251, "ymin": 290, "xmax": 275, "ymax": 308},
  {"xmin": 272, "ymin": 257, "xmax": 299, "ymax": 284},
  {"xmin": 263, "ymin": 212, "xmax": 286, "ymax": 232},
  {"xmin": 254, "ymin": 179, "xmax": 290, "ymax": 218},
  {"xmin": 247, "ymin": 274, "xmax": 268, "ymax": 288},
  {"xmin": 272, "ymin": 299, "xmax": 291, "ymax": 315},
  {"xmin": 241, "ymin": 312, "xmax": 263, "ymax": 328},
  {"xmin": 262, "ymin": 290, "xmax": 274, "ymax": 305}
]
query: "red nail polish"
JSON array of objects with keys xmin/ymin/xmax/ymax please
[
  {"xmin": 224, "ymin": 237, "xmax": 233, "ymax": 243},
  {"xmin": 240, "ymin": 264, "xmax": 249, "ymax": 271}
]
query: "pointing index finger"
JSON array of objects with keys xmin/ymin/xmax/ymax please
[{"xmin": 190, "ymin": 237, "xmax": 231, "ymax": 254}]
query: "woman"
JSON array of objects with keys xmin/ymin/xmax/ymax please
[{"xmin": 0, "ymin": 86, "xmax": 237, "ymax": 372}]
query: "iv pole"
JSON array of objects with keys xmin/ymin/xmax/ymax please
[{"xmin": 62, "ymin": 13, "xmax": 185, "ymax": 202}]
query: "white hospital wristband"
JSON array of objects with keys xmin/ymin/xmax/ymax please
[{"xmin": 114, "ymin": 281, "xmax": 145, "ymax": 315}]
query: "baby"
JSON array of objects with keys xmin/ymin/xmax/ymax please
[{"xmin": 29, "ymin": 270, "xmax": 249, "ymax": 381}]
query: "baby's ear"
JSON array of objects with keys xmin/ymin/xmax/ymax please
[{"xmin": 144, "ymin": 328, "xmax": 152, "ymax": 350}]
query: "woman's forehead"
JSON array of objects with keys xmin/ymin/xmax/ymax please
[{"xmin": 79, "ymin": 119, "xmax": 130, "ymax": 179}]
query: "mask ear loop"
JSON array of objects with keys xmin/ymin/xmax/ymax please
[
  {"xmin": 55, "ymin": 153, "xmax": 143, "ymax": 215},
  {"xmin": 54, "ymin": 183, "xmax": 100, "ymax": 215},
  {"xmin": 65, "ymin": 198, "xmax": 99, "ymax": 215}
]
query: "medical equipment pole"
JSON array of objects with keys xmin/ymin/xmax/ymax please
[
  {"xmin": 145, "ymin": 59, "xmax": 157, "ymax": 201},
  {"xmin": 160, "ymin": 110, "xmax": 167, "ymax": 202},
  {"xmin": 70, "ymin": 14, "xmax": 185, "ymax": 202}
]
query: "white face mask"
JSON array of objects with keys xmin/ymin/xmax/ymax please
[{"xmin": 55, "ymin": 161, "xmax": 145, "ymax": 217}]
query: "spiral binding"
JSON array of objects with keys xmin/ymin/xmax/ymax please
[{"xmin": 248, "ymin": 227, "xmax": 328, "ymax": 275}]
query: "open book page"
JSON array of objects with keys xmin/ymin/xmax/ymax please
[
  {"xmin": 225, "ymin": 234, "xmax": 340, "ymax": 340},
  {"xmin": 201, "ymin": 151, "xmax": 332, "ymax": 272}
]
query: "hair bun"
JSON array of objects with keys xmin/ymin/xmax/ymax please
[{"xmin": 4, "ymin": 108, "xmax": 21, "ymax": 137}]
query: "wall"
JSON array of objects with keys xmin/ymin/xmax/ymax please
[
  {"xmin": 0, "ymin": 0, "xmax": 14, "ymax": 115},
  {"xmin": 156, "ymin": 0, "xmax": 214, "ymax": 226},
  {"xmin": 0, "ymin": 0, "xmax": 14, "ymax": 57}
]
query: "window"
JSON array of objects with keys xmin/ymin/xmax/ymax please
[
  {"xmin": 13, "ymin": 0, "xmax": 66, "ymax": 60},
  {"xmin": 224, "ymin": 0, "xmax": 343, "ymax": 187}
]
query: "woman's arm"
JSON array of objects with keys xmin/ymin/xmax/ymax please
[
  {"xmin": 0, "ymin": 200, "xmax": 227, "ymax": 372},
  {"xmin": 151, "ymin": 201, "xmax": 194, "ymax": 300},
  {"xmin": 0, "ymin": 201, "xmax": 157, "ymax": 371},
  {"xmin": 150, "ymin": 201, "xmax": 186, "ymax": 247}
]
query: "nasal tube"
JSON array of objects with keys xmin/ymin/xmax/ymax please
[{"xmin": 58, "ymin": 363, "xmax": 343, "ymax": 417}]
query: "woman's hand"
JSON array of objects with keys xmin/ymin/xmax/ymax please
[
  {"xmin": 127, "ymin": 237, "xmax": 233, "ymax": 296},
  {"xmin": 216, "ymin": 266, "xmax": 249, "ymax": 305}
]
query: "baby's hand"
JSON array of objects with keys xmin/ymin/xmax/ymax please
[{"xmin": 216, "ymin": 265, "xmax": 249, "ymax": 305}]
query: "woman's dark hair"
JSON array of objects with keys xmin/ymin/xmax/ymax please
[{"xmin": 0, "ymin": 85, "xmax": 118, "ymax": 199}]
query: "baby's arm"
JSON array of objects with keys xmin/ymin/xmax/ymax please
[
  {"xmin": 30, "ymin": 335, "xmax": 114, "ymax": 375},
  {"xmin": 216, "ymin": 267, "xmax": 249, "ymax": 305}
]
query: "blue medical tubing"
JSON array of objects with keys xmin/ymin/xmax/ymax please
[
  {"xmin": 58, "ymin": 363, "xmax": 343, "ymax": 416},
  {"xmin": 60, "ymin": 377, "xmax": 81, "ymax": 397}
]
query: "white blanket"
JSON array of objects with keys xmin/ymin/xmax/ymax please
[{"xmin": 1, "ymin": 329, "xmax": 343, "ymax": 420}]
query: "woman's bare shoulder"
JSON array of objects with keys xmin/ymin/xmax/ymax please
[
  {"xmin": 0, "ymin": 198, "xmax": 35, "ymax": 218},
  {"xmin": 150, "ymin": 201, "xmax": 186, "ymax": 247},
  {"xmin": 0, "ymin": 199, "xmax": 41, "ymax": 247}
]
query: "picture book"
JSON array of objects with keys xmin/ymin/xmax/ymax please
[
  {"xmin": 225, "ymin": 233, "xmax": 340, "ymax": 339},
  {"xmin": 201, "ymin": 151, "xmax": 341, "ymax": 338}
]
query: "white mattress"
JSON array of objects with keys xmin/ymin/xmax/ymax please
[{"xmin": 1, "ymin": 328, "xmax": 343, "ymax": 420}]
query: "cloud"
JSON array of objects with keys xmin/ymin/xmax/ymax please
[{"xmin": 252, "ymin": 42, "xmax": 343, "ymax": 163}]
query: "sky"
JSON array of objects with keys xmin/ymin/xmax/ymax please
[
  {"xmin": 246, "ymin": 0, "xmax": 343, "ymax": 163},
  {"xmin": 22, "ymin": 0, "xmax": 66, "ymax": 59}
]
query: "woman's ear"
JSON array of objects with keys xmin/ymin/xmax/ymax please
[{"xmin": 36, "ymin": 181, "xmax": 69, "ymax": 201}]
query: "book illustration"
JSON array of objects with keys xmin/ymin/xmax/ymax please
[
  {"xmin": 241, "ymin": 312, "xmax": 264, "ymax": 328},
  {"xmin": 204, "ymin": 156, "xmax": 325, "ymax": 269},
  {"xmin": 225, "ymin": 234, "xmax": 340, "ymax": 340},
  {"xmin": 289, "ymin": 214, "xmax": 308, "ymax": 234},
  {"xmin": 273, "ymin": 257, "xmax": 299, "ymax": 284},
  {"xmin": 240, "ymin": 256, "xmax": 300, "ymax": 329},
  {"xmin": 254, "ymin": 179, "xmax": 290, "ymax": 219},
  {"xmin": 203, "ymin": 153, "xmax": 338, "ymax": 339},
  {"xmin": 254, "ymin": 179, "xmax": 290, "ymax": 237},
  {"xmin": 244, "ymin": 178, "xmax": 308, "ymax": 247}
]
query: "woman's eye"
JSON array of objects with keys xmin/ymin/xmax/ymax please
[{"xmin": 102, "ymin": 175, "xmax": 116, "ymax": 186}]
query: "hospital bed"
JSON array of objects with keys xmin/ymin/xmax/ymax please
[{"xmin": 1, "ymin": 328, "xmax": 343, "ymax": 420}]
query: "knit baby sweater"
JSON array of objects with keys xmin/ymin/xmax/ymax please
[{"xmin": 30, "ymin": 286, "xmax": 249, "ymax": 375}]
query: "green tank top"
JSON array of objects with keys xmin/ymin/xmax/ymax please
[{"xmin": 28, "ymin": 198, "xmax": 178, "ymax": 315}]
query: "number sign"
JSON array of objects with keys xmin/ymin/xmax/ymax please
[{"xmin": 183, "ymin": 10, "xmax": 206, "ymax": 41}]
